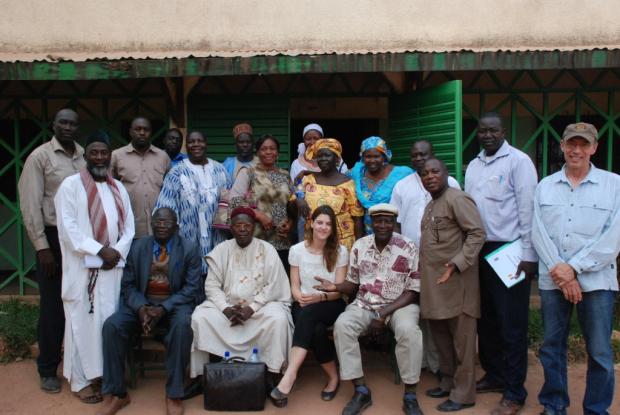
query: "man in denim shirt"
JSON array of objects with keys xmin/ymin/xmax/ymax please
[{"xmin": 532, "ymin": 122, "xmax": 620, "ymax": 415}]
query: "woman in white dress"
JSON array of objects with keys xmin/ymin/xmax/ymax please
[{"xmin": 270, "ymin": 205, "xmax": 348, "ymax": 407}]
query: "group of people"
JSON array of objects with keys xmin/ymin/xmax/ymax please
[{"xmin": 17, "ymin": 108, "xmax": 619, "ymax": 415}]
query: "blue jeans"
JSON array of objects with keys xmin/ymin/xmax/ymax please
[{"xmin": 538, "ymin": 289, "xmax": 617, "ymax": 415}]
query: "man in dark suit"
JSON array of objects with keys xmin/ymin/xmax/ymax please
[{"xmin": 97, "ymin": 207, "xmax": 201, "ymax": 415}]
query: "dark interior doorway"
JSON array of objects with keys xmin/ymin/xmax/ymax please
[{"xmin": 290, "ymin": 118, "xmax": 380, "ymax": 169}]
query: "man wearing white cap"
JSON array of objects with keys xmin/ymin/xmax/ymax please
[
  {"xmin": 315, "ymin": 203, "xmax": 423, "ymax": 415},
  {"xmin": 532, "ymin": 122, "xmax": 620, "ymax": 415}
]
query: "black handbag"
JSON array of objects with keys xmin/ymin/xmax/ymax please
[{"xmin": 203, "ymin": 356, "xmax": 267, "ymax": 411}]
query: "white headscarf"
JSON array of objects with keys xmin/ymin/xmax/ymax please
[{"xmin": 299, "ymin": 123, "xmax": 324, "ymax": 155}]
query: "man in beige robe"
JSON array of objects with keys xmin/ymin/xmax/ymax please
[
  {"xmin": 190, "ymin": 206, "xmax": 293, "ymax": 377},
  {"xmin": 418, "ymin": 158, "xmax": 486, "ymax": 412}
]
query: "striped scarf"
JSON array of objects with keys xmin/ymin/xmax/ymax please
[{"xmin": 79, "ymin": 167, "xmax": 126, "ymax": 313}]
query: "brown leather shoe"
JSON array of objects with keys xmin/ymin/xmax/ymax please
[
  {"xmin": 490, "ymin": 398, "xmax": 523, "ymax": 415},
  {"xmin": 95, "ymin": 394, "xmax": 131, "ymax": 415},
  {"xmin": 166, "ymin": 398, "xmax": 184, "ymax": 415}
]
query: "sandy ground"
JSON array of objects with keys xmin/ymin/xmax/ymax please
[{"xmin": 0, "ymin": 354, "xmax": 618, "ymax": 415}]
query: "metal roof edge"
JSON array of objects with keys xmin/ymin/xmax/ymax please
[{"xmin": 1, "ymin": 49, "xmax": 619, "ymax": 81}]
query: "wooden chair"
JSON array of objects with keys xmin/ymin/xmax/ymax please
[{"xmin": 127, "ymin": 328, "xmax": 167, "ymax": 389}]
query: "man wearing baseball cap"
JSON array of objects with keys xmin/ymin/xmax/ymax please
[{"xmin": 532, "ymin": 122, "xmax": 620, "ymax": 415}]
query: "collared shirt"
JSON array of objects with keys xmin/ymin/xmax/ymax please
[
  {"xmin": 347, "ymin": 233, "xmax": 420, "ymax": 311},
  {"xmin": 18, "ymin": 137, "xmax": 85, "ymax": 250},
  {"xmin": 465, "ymin": 141, "xmax": 538, "ymax": 261},
  {"xmin": 390, "ymin": 171, "xmax": 460, "ymax": 247},
  {"xmin": 169, "ymin": 152, "xmax": 187, "ymax": 169},
  {"xmin": 532, "ymin": 165, "xmax": 620, "ymax": 292},
  {"xmin": 152, "ymin": 239, "xmax": 173, "ymax": 260},
  {"xmin": 111, "ymin": 143, "xmax": 170, "ymax": 238}
]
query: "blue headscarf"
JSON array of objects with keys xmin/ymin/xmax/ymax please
[
  {"xmin": 349, "ymin": 136, "xmax": 412, "ymax": 234},
  {"xmin": 359, "ymin": 136, "xmax": 392, "ymax": 162}
]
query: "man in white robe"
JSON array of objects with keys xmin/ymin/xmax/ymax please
[
  {"xmin": 54, "ymin": 130, "xmax": 134, "ymax": 402},
  {"xmin": 190, "ymin": 206, "xmax": 292, "ymax": 378}
]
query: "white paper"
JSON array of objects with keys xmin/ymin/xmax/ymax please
[
  {"xmin": 484, "ymin": 238, "xmax": 526, "ymax": 288},
  {"xmin": 82, "ymin": 255, "xmax": 125, "ymax": 269}
]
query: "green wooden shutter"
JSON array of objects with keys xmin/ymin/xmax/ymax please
[
  {"xmin": 188, "ymin": 96, "xmax": 291, "ymax": 166},
  {"xmin": 389, "ymin": 80, "xmax": 463, "ymax": 182}
]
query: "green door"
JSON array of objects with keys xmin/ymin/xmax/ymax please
[
  {"xmin": 188, "ymin": 96, "xmax": 290, "ymax": 166},
  {"xmin": 389, "ymin": 80, "xmax": 463, "ymax": 183}
]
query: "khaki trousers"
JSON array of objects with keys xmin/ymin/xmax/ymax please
[
  {"xmin": 334, "ymin": 303, "xmax": 423, "ymax": 384},
  {"xmin": 429, "ymin": 313, "xmax": 477, "ymax": 404}
]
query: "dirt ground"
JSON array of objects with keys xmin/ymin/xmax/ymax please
[{"xmin": 0, "ymin": 353, "xmax": 618, "ymax": 415}]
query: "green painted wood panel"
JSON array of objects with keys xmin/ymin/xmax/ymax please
[
  {"xmin": 388, "ymin": 80, "xmax": 463, "ymax": 182},
  {"xmin": 188, "ymin": 96, "xmax": 291, "ymax": 166}
]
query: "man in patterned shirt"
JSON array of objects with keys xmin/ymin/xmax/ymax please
[{"xmin": 315, "ymin": 203, "xmax": 423, "ymax": 415}]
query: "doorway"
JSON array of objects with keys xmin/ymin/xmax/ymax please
[
  {"xmin": 290, "ymin": 97, "xmax": 387, "ymax": 169},
  {"xmin": 290, "ymin": 118, "xmax": 380, "ymax": 169}
]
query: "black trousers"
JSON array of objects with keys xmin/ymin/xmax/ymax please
[
  {"xmin": 477, "ymin": 242, "xmax": 531, "ymax": 404},
  {"xmin": 101, "ymin": 304, "xmax": 194, "ymax": 399},
  {"xmin": 36, "ymin": 226, "xmax": 65, "ymax": 378},
  {"xmin": 292, "ymin": 299, "xmax": 345, "ymax": 364},
  {"xmin": 277, "ymin": 249, "xmax": 290, "ymax": 277}
]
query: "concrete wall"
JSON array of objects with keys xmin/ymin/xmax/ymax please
[{"xmin": 1, "ymin": 0, "xmax": 619, "ymax": 61}]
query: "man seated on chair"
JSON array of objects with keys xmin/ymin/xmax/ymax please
[
  {"xmin": 97, "ymin": 207, "xmax": 201, "ymax": 415},
  {"xmin": 190, "ymin": 206, "xmax": 293, "ymax": 385},
  {"xmin": 315, "ymin": 203, "xmax": 424, "ymax": 415}
]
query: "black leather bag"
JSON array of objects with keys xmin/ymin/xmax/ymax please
[{"xmin": 203, "ymin": 357, "xmax": 267, "ymax": 411}]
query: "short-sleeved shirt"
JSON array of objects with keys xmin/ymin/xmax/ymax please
[
  {"xmin": 18, "ymin": 137, "xmax": 85, "ymax": 250},
  {"xmin": 289, "ymin": 242, "xmax": 349, "ymax": 295},
  {"xmin": 294, "ymin": 175, "xmax": 364, "ymax": 250},
  {"xmin": 111, "ymin": 143, "xmax": 170, "ymax": 238},
  {"xmin": 347, "ymin": 233, "xmax": 419, "ymax": 311}
]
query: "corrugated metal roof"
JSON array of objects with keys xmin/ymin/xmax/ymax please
[{"xmin": 2, "ymin": 50, "xmax": 620, "ymax": 81}]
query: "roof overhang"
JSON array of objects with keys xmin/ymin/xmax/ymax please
[
  {"xmin": 1, "ymin": 50, "xmax": 619, "ymax": 81},
  {"xmin": 2, "ymin": 0, "xmax": 620, "ymax": 80}
]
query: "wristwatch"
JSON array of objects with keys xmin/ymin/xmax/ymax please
[{"xmin": 372, "ymin": 310, "xmax": 383, "ymax": 320}]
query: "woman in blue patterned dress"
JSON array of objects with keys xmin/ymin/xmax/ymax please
[
  {"xmin": 155, "ymin": 130, "xmax": 231, "ymax": 277},
  {"xmin": 348, "ymin": 136, "xmax": 413, "ymax": 235}
]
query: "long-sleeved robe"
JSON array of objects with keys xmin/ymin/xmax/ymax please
[
  {"xmin": 54, "ymin": 173, "xmax": 134, "ymax": 391},
  {"xmin": 419, "ymin": 187, "xmax": 486, "ymax": 320},
  {"xmin": 155, "ymin": 158, "xmax": 231, "ymax": 274},
  {"xmin": 190, "ymin": 238, "xmax": 292, "ymax": 374}
]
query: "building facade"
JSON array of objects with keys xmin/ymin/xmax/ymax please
[{"xmin": 1, "ymin": 0, "xmax": 619, "ymax": 293}]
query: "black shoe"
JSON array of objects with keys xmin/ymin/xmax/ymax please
[
  {"xmin": 181, "ymin": 378, "xmax": 202, "ymax": 400},
  {"xmin": 269, "ymin": 387, "xmax": 288, "ymax": 408},
  {"xmin": 426, "ymin": 387, "xmax": 450, "ymax": 398},
  {"xmin": 40, "ymin": 376, "xmax": 61, "ymax": 394},
  {"xmin": 403, "ymin": 395, "xmax": 424, "ymax": 415},
  {"xmin": 342, "ymin": 389, "xmax": 372, "ymax": 415},
  {"xmin": 437, "ymin": 399, "xmax": 475, "ymax": 412},
  {"xmin": 321, "ymin": 382, "xmax": 340, "ymax": 401},
  {"xmin": 476, "ymin": 377, "xmax": 504, "ymax": 393}
]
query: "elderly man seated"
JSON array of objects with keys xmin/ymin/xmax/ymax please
[
  {"xmin": 315, "ymin": 203, "xmax": 424, "ymax": 415},
  {"xmin": 97, "ymin": 207, "xmax": 201, "ymax": 415},
  {"xmin": 190, "ymin": 206, "xmax": 293, "ymax": 381}
]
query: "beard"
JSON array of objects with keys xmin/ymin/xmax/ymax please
[{"xmin": 87, "ymin": 165, "xmax": 109, "ymax": 180}]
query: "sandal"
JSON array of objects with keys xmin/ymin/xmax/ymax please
[{"xmin": 74, "ymin": 384, "xmax": 103, "ymax": 404}]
